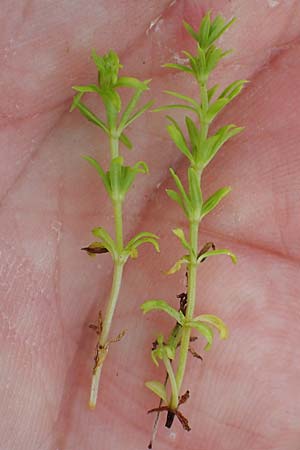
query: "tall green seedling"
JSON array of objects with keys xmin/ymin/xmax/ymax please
[
  {"xmin": 141, "ymin": 12, "xmax": 246, "ymax": 438},
  {"xmin": 71, "ymin": 50, "xmax": 159, "ymax": 409}
]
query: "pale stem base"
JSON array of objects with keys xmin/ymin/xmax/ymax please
[
  {"xmin": 89, "ymin": 262, "xmax": 124, "ymax": 409},
  {"xmin": 89, "ymin": 365, "xmax": 103, "ymax": 409}
]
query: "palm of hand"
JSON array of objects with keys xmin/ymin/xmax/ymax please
[{"xmin": 2, "ymin": 1, "xmax": 300, "ymax": 449}]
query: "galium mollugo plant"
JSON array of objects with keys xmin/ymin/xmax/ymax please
[
  {"xmin": 141, "ymin": 12, "xmax": 246, "ymax": 434},
  {"xmin": 70, "ymin": 50, "xmax": 159, "ymax": 409}
]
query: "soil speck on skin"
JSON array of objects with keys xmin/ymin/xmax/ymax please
[
  {"xmin": 169, "ymin": 431, "xmax": 177, "ymax": 441},
  {"xmin": 267, "ymin": 0, "xmax": 280, "ymax": 7},
  {"xmin": 172, "ymin": 53, "xmax": 189, "ymax": 65}
]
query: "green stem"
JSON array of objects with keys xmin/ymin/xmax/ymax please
[
  {"xmin": 89, "ymin": 132, "xmax": 125, "ymax": 408},
  {"xmin": 110, "ymin": 130, "xmax": 119, "ymax": 159},
  {"xmin": 113, "ymin": 199, "xmax": 123, "ymax": 253},
  {"xmin": 200, "ymin": 82, "xmax": 209, "ymax": 142},
  {"xmin": 173, "ymin": 221, "xmax": 199, "ymax": 407}
]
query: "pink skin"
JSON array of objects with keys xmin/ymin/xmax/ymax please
[{"xmin": 1, "ymin": 1, "xmax": 300, "ymax": 449}]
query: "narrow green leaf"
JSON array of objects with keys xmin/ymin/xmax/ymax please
[
  {"xmin": 152, "ymin": 104, "xmax": 197, "ymax": 113},
  {"xmin": 118, "ymin": 90, "xmax": 144, "ymax": 131},
  {"xmin": 91, "ymin": 48, "xmax": 103, "ymax": 71},
  {"xmin": 120, "ymin": 132, "xmax": 133, "ymax": 149},
  {"xmin": 133, "ymin": 160, "xmax": 149, "ymax": 174},
  {"xmin": 92, "ymin": 226, "xmax": 117, "ymax": 257},
  {"xmin": 208, "ymin": 17, "xmax": 236, "ymax": 47},
  {"xmin": 145, "ymin": 381, "xmax": 168, "ymax": 403},
  {"xmin": 115, "ymin": 76, "xmax": 150, "ymax": 90},
  {"xmin": 199, "ymin": 45, "xmax": 208, "ymax": 66},
  {"xmin": 199, "ymin": 12, "xmax": 211, "ymax": 47},
  {"xmin": 210, "ymin": 15, "xmax": 224, "ymax": 36},
  {"xmin": 197, "ymin": 249, "xmax": 237, "ymax": 264},
  {"xmin": 123, "ymin": 99, "xmax": 154, "ymax": 129},
  {"xmin": 172, "ymin": 228, "xmax": 191, "ymax": 252},
  {"xmin": 141, "ymin": 300, "xmax": 183, "ymax": 324},
  {"xmin": 166, "ymin": 189, "xmax": 184, "ymax": 211},
  {"xmin": 194, "ymin": 314, "xmax": 229, "ymax": 339},
  {"xmin": 125, "ymin": 231, "xmax": 160, "ymax": 254},
  {"xmin": 191, "ymin": 47, "xmax": 206, "ymax": 78},
  {"xmin": 165, "ymin": 255, "xmax": 189, "ymax": 275},
  {"xmin": 127, "ymin": 231, "xmax": 159, "ymax": 247},
  {"xmin": 72, "ymin": 84, "xmax": 99, "ymax": 93},
  {"xmin": 133, "ymin": 237, "xmax": 160, "ymax": 253},
  {"xmin": 169, "ymin": 168, "xmax": 191, "ymax": 218},
  {"xmin": 163, "ymin": 63, "xmax": 193, "ymax": 74},
  {"xmin": 201, "ymin": 186, "xmax": 231, "ymax": 218},
  {"xmin": 207, "ymin": 84, "xmax": 219, "ymax": 102},
  {"xmin": 82, "ymin": 155, "xmax": 112, "ymax": 196},
  {"xmin": 218, "ymin": 123, "xmax": 244, "ymax": 138},
  {"xmin": 205, "ymin": 47, "xmax": 226, "ymax": 74},
  {"xmin": 165, "ymin": 345, "xmax": 176, "ymax": 360},
  {"xmin": 183, "ymin": 20, "xmax": 199, "ymax": 41},
  {"xmin": 151, "ymin": 350, "xmax": 160, "ymax": 367},
  {"xmin": 220, "ymin": 80, "xmax": 248, "ymax": 103},
  {"xmin": 203, "ymin": 124, "xmax": 244, "ymax": 167},
  {"xmin": 120, "ymin": 161, "xmax": 149, "ymax": 195},
  {"xmin": 70, "ymin": 92, "xmax": 84, "ymax": 112},
  {"xmin": 181, "ymin": 49, "xmax": 197, "ymax": 68},
  {"xmin": 206, "ymin": 98, "xmax": 229, "ymax": 122},
  {"xmin": 188, "ymin": 167, "xmax": 202, "ymax": 217},
  {"xmin": 118, "ymin": 166, "xmax": 135, "ymax": 196},
  {"xmin": 164, "ymin": 90, "xmax": 198, "ymax": 108},
  {"xmin": 71, "ymin": 98, "xmax": 109, "ymax": 134},
  {"xmin": 167, "ymin": 119, "xmax": 194, "ymax": 163},
  {"xmin": 167, "ymin": 323, "xmax": 183, "ymax": 350},
  {"xmin": 186, "ymin": 320, "xmax": 214, "ymax": 351},
  {"xmin": 201, "ymin": 134, "xmax": 219, "ymax": 166},
  {"xmin": 185, "ymin": 116, "xmax": 200, "ymax": 160}
]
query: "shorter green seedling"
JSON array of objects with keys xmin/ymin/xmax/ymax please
[
  {"xmin": 71, "ymin": 50, "xmax": 159, "ymax": 408},
  {"xmin": 141, "ymin": 12, "xmax": 246, "ymax": 443}
]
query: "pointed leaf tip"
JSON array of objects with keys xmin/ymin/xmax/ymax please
[
  {"xmin": 172, "ymin": 228, "xmax": 191, "ymax": 252},
  {"xmin": 186, "ymin": 320, "xmax": 214, "ymax": 351},
  {"xmin": 201, "ymin": 186, "xmax": 231, "ymax": 218}
]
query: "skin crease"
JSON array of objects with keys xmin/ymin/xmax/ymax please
[{"xmin": 1, "ymin": 0, "xmax": 300, "ymax": 449}]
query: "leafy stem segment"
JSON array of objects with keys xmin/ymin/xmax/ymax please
[
  {"xmin": 174, "ymin": 220, "xmax": 198, "ymax": 406},
  {"xmin": 71, "ymin": 50, "xmax": 159, "ymax": 409},
  {"xmin": 174, "ymin": 77, "xmax": 210, "ymax": 404},
  {"xmin": 142, "ymin": 11, "xmax": 246, "ymax": 431},
  {"xmin": 89, "ymin": 134, "xmax": 124, "ymax": 408}
]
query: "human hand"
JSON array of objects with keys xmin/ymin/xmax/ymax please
[{"xmin": 1, "ymin": 1, "xmax": 300, "ymax": 449}]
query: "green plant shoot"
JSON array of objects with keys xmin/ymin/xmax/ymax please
[
  {"xmin": 141, "ymin": 12, "xmax": 246, "ymax": 433},
  {"xmin": 71, "ymin": 50, "xmax": 159, "ymax": 409}
]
